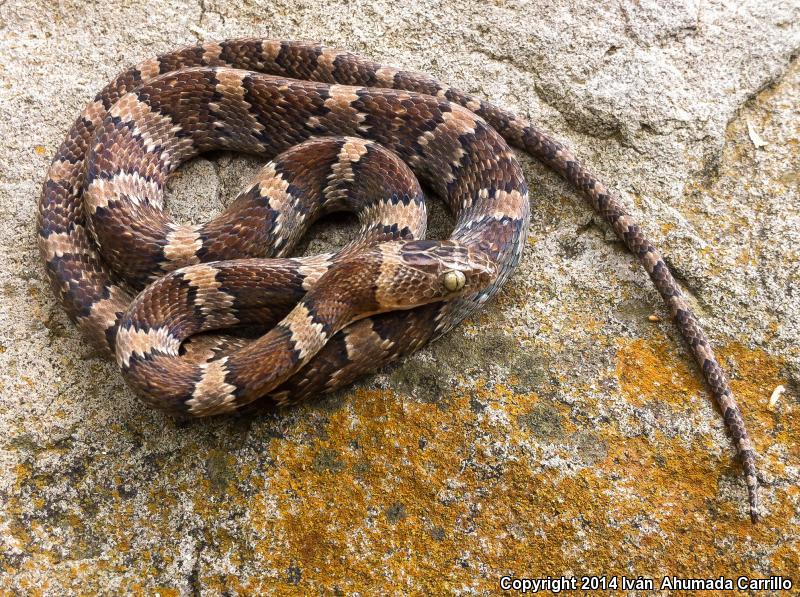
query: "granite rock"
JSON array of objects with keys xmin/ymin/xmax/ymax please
[{"xmin": 1, "ymin": 0, "xmax": 798, "ymax": 592}]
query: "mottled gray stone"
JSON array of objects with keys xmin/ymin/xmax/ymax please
[{"xmin": 1, "ymin": 0, "xmax": 798, "ymax": 593}]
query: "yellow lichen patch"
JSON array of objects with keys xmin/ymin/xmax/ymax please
[
  {"xmin": 769, "ymin": 495, "xmax": 800, "ymax": 570},
  {"xmin": 716, "ymin": 343, "xmax": 795, "ymax": 458},
  {"xmin": 616, "ymin": 337, "xmax": 795, "ymax": 489},
  {"xmin": 211, "ymin": 381, "xmax": 796, "ymax": 590},
  {"xmin": 615, "ymin": 337, "xmax": 704, "ymax": 407},
  {"xmin": 567, "ymin": 312, "xmax": 606, "ymax": 337},
  {"xmin": 4, "ymin": 362, "xmax": 797, "ymax": 591},
  {"xmin": 474, "ymin": 419, "xmax": 798, "ymax": 580},
  {"xmin": 242, "ymin": 389, "xmax": 484, "ymax": 592}
]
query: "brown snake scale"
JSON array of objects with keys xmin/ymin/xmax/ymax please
[{"xmin": 38, "ymin": 39, "xmax": 759, "ymax": 522}]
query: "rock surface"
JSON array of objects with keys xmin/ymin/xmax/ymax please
[{"xmin": 1, "ymin": 0, "xmax": 798, "ymax": 593}]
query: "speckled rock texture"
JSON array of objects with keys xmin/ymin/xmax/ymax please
[{"xmin": 1, "ymin": 0, "xmax": 799, "ymax": 593}]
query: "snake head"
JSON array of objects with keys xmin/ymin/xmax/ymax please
[{"xmin": 374, "ymin": 240, "xmax": 496, "ymax": 309}]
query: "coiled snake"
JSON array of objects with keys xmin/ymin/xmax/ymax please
[{"xmin": 38, "ymin": 39, "xmax": 759, "ymax": 522}]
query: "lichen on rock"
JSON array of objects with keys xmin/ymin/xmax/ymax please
[{"xmin": 1, "ymin": 0, "xmax": 798, "ymax": 592}]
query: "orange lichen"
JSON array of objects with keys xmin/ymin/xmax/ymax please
[
  {"xmin": 189, "ymin": 362, "xmax": 794, "ymax": 591},
  {"xmin": 716, "ymin": 343, "xmax": 796, "ymax": 455},
  {"xmin": 0, "ymin": 294, "xmax": 786, "ymax": 591},
  {"xmin": 616, "ymin": 337, "xmax": 704, "ymax": 407},
  {"xmin": 5, "ymin": 340, "xmax": 797, "ymax": 592}
]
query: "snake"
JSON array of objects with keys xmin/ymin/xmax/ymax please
[{"xmin": 37, "ymin": 38, "xmax": 759, "ymax": 522}]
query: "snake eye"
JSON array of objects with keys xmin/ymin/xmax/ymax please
[{"xmin": 443, "ymin": 270, "xmax": 466, "ymax": 292}]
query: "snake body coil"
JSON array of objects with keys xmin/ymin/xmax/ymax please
[{"xmin": 38, "ymin": 39, "xmax": 759, "ymax": 522}]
